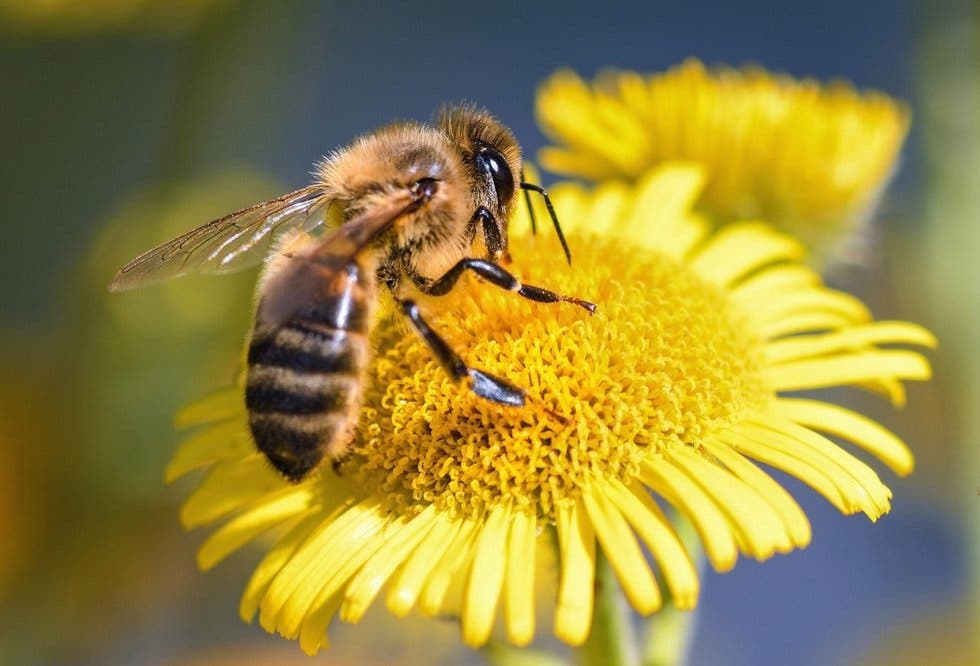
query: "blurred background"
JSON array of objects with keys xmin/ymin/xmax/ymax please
[{"xmin": 0, "ymin": 0, "xmax": 977, "ymax": 664}]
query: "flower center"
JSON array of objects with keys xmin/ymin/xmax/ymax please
[{"xmin": 353, "ymin": 233, "xmax": 769, "ymax": 520}]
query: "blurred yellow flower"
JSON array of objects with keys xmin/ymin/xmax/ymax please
[
  {"xmin": 167, "ymin": 164, "xmax": 933, "ymax": 654},
  {"xmin": 536, "ymin": 60, "xmax": 910, "ymax": 260},
  {"xmin": 0, "ymin": 0, "xmax": 231, "ymax": 35}
]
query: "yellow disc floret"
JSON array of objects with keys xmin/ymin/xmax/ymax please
[{"xmin": 354, "ymin": 232, "xmax": 770, "ymax": 520}]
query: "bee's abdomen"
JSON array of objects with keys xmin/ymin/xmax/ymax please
[{"xmin": 246, "ymin": 304, "xmax": 371, "ymax": 482}]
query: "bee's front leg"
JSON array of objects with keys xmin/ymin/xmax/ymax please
[
  {"xmin": 419, "ymin": 258, "xmax": 596, "ymax": 314},
  {"xmin": 397, "ymin": 299, "xmax": 526, "ymax": 406}
]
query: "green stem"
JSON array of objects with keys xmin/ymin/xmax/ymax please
[
  {"xmin": 579, "ymin": 550, "xmax": 639, "ymax": 666},
  {"xmin": 641, "ymin": 514, "xmax": 703, "ymax": 666},
  {"xmin": 482, "ymin": 638, "xmax": 569, "ymax": 666}
]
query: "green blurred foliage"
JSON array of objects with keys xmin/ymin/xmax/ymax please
[{"xmin": 0, "ymin": 0, "xmax": 234, "ymax": 37}]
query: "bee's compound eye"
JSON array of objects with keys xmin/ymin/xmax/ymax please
[
  {"xmin": 474, "ymin": 143, "xmax": 515, "ymax": 207},
  {"xmin": 411, "ymin": 178, "xmax": 439, "ymax": 200}
]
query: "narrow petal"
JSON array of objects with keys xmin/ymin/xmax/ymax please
[
  {"xmin": 340, "ymin": 504, "xmax": 440, "ymax": 624},
  {"xmin": 601, "ymin": 480, "xmax": 699, "ymax": 609},
  {"xmin": 585, "ymin": 181, "xmax": 630, "ymax": 237},
  {"xmin": 764, "ymin": 350, "xmax": 931, "ymax": 392},
  {"xmin": 764, "ymin": 321, "xmax": 937, "ymax": 365},
  {"xmin": 745, "ymin": 418, "xmax": 892, "ymax": 515},
  {"xmin": 174, "ymin": 388, "xmax": 242, "ymax": 428},
  {"xmin": 734, "ymin": 421, "xmax": 888, "ymax": 519},
  {"xmin": 658, "ymin": 214, "xmax": 711, "ymax": 260},
  {"xmin": 773, "ymin": 398, "xmax": 915, "ymax": 475},
  {"xmin": 554, "ymin": 500, "xmax": 596, "ymax": 646},
  {"xmin": 691, "ymin": 223, "xmax": 804, "ymax": 286},
  {"xmin": 730, "ymin": 264, "xmax": 821, "ymax": 303},
  {"xmin": 298, "ymin": 589, "xmax": 344, "ymax": 656},
  {"xmin": 538, "ymin": 147, "xmax": 617, "ymax": 181},
  {"xmin": 165, "ymin": 420, "xmax": 251, "ymax": 483},
  {"xmin": 857, "ymin": 378, "xmax": 907, "ymax": 408},
  {"xmin": 504, "ymin": 509, "xmax": 538, "ymax": 646},
  {"xmin": 240, "ymin": 512, "xmax": 326, "ymax": 622},
  {"xmin": 462, "ymin": 503, "xmax": 512, "ymax": 647},
  {"xmin": 717, "ymin": 429, "xmax": 850, "ymax": 514},
  {"xmin": 417, "ymin": 518, "xmax": 480, "ymax": 617},
  {"xmin": 198, "ymin": 486, "xmax": 319, "ymax": 570},
  {"xmin": 758, "ymin": 311, "xmax": 854, "ymax": 339},
  {"xmin": 583, "ymin": 484, "xmax": 661, "ymax": 614},
  {"xmin": 666, "ymin": 447, "xmax": 792, "ymax": 558},
  {"xmin": 387, "ymin": 514, "xmax": 464, "ymax": 617},
  {"xmin": 703, "ymin": 439, "xmax": 811, "ymax": 547},
  {"xmin": 749, "ymin": 289, "xmax": 871, "ymax": 329},
  {"xmin": 623, "ymin": 165, "xmax": 707, "ymax": 239},
  {"xmin": 180, "ymin": 456, "xmax": 284, "ymax": 529},
  {"xmin": 639, "ymin": 457, "xmax": 738, "ymax": 572},
  {"xmin": 259, "ymin": 497, "xmax": 385, "ymax": 637}
]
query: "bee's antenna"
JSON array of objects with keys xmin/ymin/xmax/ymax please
[
  {"xmin": 520, "ymin": 169, "xmax": 539, "ymax": 236},
  {"xmin": 520, "ymin": 181, "xmax": 571, "ymax": 265}
]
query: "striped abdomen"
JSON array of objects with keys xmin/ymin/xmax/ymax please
[{"xmin": 245, "ymin": 261, "xmax": 375, "ymax": 481}]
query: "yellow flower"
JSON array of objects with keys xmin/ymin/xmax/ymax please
[
  {"xmin": 536, "ymin": 60, "xmax": 910, "ymax": 260},
  {"xmin": 167, "ymin": 164, "xmax": 933, "ymax": 654}
]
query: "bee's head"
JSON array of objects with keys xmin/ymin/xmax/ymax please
[{"xmin": 438, "ymin": 105, "xmax": 522, "ymax": 258}]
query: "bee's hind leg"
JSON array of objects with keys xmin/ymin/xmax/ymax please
[{"xmin": 397, "ymin": 299, "xmax": 526, "ymax": 407}]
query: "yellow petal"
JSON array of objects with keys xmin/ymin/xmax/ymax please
[
  {"xmin": 666, "ymin": 446, "xmax": 792, "ymax": 558},
  {"xmin": 582, "ymin": 484, "xmax": 661, "ymax": 614},
  {"xmin": 758, "ymin": 311, "xmax": 853, "ymax": 339},
  {"xmin": 174, "ymin": 388, "xmax": 241, "ymax": 428},
  {"xmin": 417, "ymin": 518, "xmax": 480, "ymax": 617},
  {"xmin": 504, "ymin": 509, "xmax": 538, "ymax": 646},
  {"xmin": 554, "ymin": 500, "xmax": 596, "ymax": 646},
  {"xmin": 639, "ymin": 457, "xmax": 738, "ymax": 572},
  {"xmin": 180, "ymin": 456, "xmax": 284, "ymax": 528},
  {"xmin": 764, "ymin": 350, "xmax": 931, "ymax": 392},
  {"xmin": 730, "ymin": 264, "xmax": 821, "ymax": 303},
  {"xmin": 702, "ymin": 439, "xmax": 811, "ymax": 548},
  {"xmin": 340, "ymin": 504, "xmax": 439, "ymax": 624},
  {"xmin": 717, "ymin": 429, "xmax": 850, "ymax": 514},
  {"xmin": 387, "ymin": 513, "xmax": 464, "ymax": 617},
  {"xmin": 690, "ymin": 223, "xmax": 804, "ymax": 286},
  {"xmin": 764, "ymin": 321, "xmax": 937, "ymax": 365},
  {"xmin": 259, "ymin": 497, "xmax": 384, "ymax": 637},
  {"xmin": 462, "ymin": 503, "xmax": 512, "ymax": 647},
  {"xmin": 585, "ymin": 181, "xmax": 630, "ymax": 237},
  {"xmin": 165, "ymin": 420, "xmax": 251, "ymax": 483},
  {"xmin": 298, "ymin": 589, "xmax": 344, "ymax": 656},
  {"xmin": 658, "ymin": 214, "xmax": 711, "ymax": 260},
  {"xmin": 239, "ymin": 512, "xmax": 325, "ymax": 623},
  {"xmin": 604, "ymin": 480, "xmax": 699, "ymax": 610},
  {"xmin": 198, "ymin": 486, "xmax": 319, "ymax": 570},
  {"xmin": 773, "ymin": 398, "xmax": 915, "ymax": 475},
  {"xmin": 750, "ymin": 289, "xmax": 871, "ymax": 329},
  {"xmin": 736, "ymin": 420, "xmax": 889, "ymax": 519},
  {"xmin": 622, "ymin": 164, "xmax": 707, "ymax": 241}
]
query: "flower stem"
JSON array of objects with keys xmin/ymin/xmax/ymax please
[
  {"xmin": 641, "ymin": 515, "xmax": 702, "ymax": 666},
  {"xmin": 482, "ymin": 639, "xmax": 568, "ymax": 666},
  {"xmin": 579, "ymin": 550, "xmax": 639, "ymax": 666}
]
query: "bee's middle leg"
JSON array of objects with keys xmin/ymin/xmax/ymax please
[
  {"xmin": 420, "ymin": 258, "xmax": 596, "ymax": 313},
  {"xmin": 397, "ymin": 299, "xmax": 525, "ymax": 406}
]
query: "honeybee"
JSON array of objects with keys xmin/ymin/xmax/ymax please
[{"xmin": 110, "ymin": 105, "xmax": 595, "ymax": 482}]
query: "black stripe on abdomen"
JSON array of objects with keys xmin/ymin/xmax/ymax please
[
  {"xmin": 245, "ymin": 318, "xmax": 365, "ymax": 482},
  {"xmin": 247, "ymin": 321, "xmax": 360, "ymax": 374}
]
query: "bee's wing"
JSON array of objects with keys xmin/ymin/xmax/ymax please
[
  {"xmin": 257, "ymin": 189, "xmax": 420, "ymax": 330},
  {"xmin": 108, "ymin": 186, "xmax": 332, "ymax": 292}
]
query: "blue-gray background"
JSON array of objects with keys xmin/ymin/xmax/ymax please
[{"xmin": 1, "ymin": 1, "xmax": 974, "ymax": 665}]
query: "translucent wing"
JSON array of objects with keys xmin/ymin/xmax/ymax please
[{"xmin": 108, "ymin": 186, "xmax": 332, "ymax": 291}]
